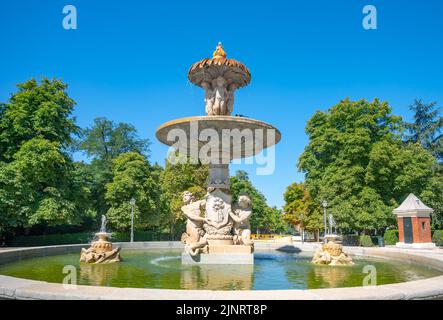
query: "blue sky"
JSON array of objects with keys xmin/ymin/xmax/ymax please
[{"xmin": 1, "ymin": 0, "xmax": 442, "ymax": 208}]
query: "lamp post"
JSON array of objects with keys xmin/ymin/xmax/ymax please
[
  {"xmin": 130, "ymin": 197, "xmax": 136, "ymax": 243},
  {"xmin": 322, "ymin": 199, "xmax": 328, "ymax": 243},
  {"xmin": 300, "ymin": 213, "xmax": 304, "ymax": 244}
]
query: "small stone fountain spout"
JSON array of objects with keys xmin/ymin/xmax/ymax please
[
  {"xmin": 312, "ymin": 234, "xmax": 353, "ymax": 266},
  {"xmin": 100, "ymin": 215, "xmax": 107, "ymax": 233},
  {"xmin": 80, "ymin": 215, "xmax": 121, "ymax": 264}
]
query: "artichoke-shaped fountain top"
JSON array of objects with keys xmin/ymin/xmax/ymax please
[
  {"xmin": 187, "ymin": 42, "xmax": 251, "ymax": 90},
  {"xmin": 213, "ymin": 42, "xmax": 227, "ymax": 58}
]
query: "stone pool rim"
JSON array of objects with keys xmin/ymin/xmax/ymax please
[{"xmin": 1, "ymin": 241, "xmax": 443, "ymax": 300}]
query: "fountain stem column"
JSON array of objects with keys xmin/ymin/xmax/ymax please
[{"xmin": 208, "ymin": 164, "xmax": 230, "ymax": 190}]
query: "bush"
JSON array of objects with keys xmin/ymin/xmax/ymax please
[
  {"xmin": 383, "ymin": 230, "xmax": 399, "ymax": 245},
  {"xmin": 432, "ymin": 230, "xmax": 443, "ymax": 247},
  {"xmin": 359, "ymin": 235, "xmax": 374, "ymax": 247},
  {"xmin": 9, "ymin": 230, "xmax": 180, "ymax": 247},
  {"xmin": 342, "ymin": 234, "xmax": 359, "ymax": 246}
]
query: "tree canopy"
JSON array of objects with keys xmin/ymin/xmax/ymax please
[
  {"xmin": 404, "ymin": 99, "xmax": 442, "ymax": 163},
  {"xmin": 298, "ymin": 98, "xmax": 441, "ymax": 233},
  {"xmin": 0, "ymin": 78, "xmax": 91, "ymax": 235},
  {"xmin": 0, "ymin": 78, "xmax": 79, "ymax": 162},
  {"xmin": 158, "ymin": 156, "xmax": 208, "ymax": 236},
  {"xmin": 283, "ymin": 182, "xmax": 323, "ymax": 237},
  {"xmin": 79, "ymin": 117, "xmax": 150, "ymax": 162},
  {"xmin": 230, "ymin": 170, "xmax": 286, "ymax": 234},
  {"xmin": 105, "ymin": 152, "xmax": 161, "ymax": 230}
]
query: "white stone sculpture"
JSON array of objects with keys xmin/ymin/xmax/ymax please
[
  {"xmin": 311, "ymin": 236, "xmax": 353, "ymax": 266},
  {"xmin": 203, "ymin": 189, "xmax": 233, "ymax": 237},
  {"xmin": 230, "ymin": 194, "xmax": 253, "ymax": 247},
  {"xmin": 201, "ymin": 79, "xmax": 238, "ymax": 116},
  {"xmin": 201, "ymin": 81, "xmax": 216, "ymax": 115},
  {"xmin": 161, "ymin": 43, "xmax": 282, "ymax": 265},
  {"xmin": 201, "ymin": 76, "xmax": 238, "ymax": 116},
  {"xmin": 180, "ymin": 191, "xmax": 208, "ymax": 256},
  {"xmin": 225, "ymin": 83, "xmax": 237, "ymax": 115},
  {"xmin": 180, "ymin": 188, "xmax": 254, "ymax": 263}
]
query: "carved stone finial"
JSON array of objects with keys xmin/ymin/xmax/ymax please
[{"xmin": 213, "ymin": 42, "xmax": 227, "ymax": 58}]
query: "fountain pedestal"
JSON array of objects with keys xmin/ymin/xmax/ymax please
[
  {"xmin": 80, "ymin": 218, "xmax": 121, "ymax": 264},
  {"xmin": 312, "ymin": 235, "xmax": 353, "ymax": 266}
]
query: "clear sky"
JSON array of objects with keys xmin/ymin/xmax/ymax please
[{"xmin": 1, "ymin": 0, "xmax": 442, "ymax": 208}]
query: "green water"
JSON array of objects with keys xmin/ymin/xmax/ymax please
[{"xmin": 0, "ymin": 249, "xmax": 440, "ymax": 290}]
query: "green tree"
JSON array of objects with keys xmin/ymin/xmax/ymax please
[
  {"xmin": 105, "ymin": 152, "xmax": 161, "ymax": 230},
  {"xmin": 230, "ymin": 170, "xmax": 285, "ymax": 234},
  {"xmin": 159, "ymin": 156, "xmax": 208, "ymax": 237},
  {"xmin": 283, "ymin": 182, "xmax": 323, "ymax": 240},
  {"xmin": 77, "ymin": 117, "xmax": 151, "ymax": 217},
  {"xmin": 0, "ymin": 79, "xmax": 90, "ymax": 237},
  {"xmin": 298, "ymin": 98, "xmax": 441, "ymax": 233},
  {"xmin": 79, "ymin": 117, "xmax": 150, "ymax": 162},
  {"xmin": 0, "ymin": 78, "xmax": 79, "ymax": 162},
  {"xmin": 404, "ymin": 99, "xmax": 442, "ymax": 162}
]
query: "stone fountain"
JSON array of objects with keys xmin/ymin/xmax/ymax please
[
  {"xmin": 80, "ymin": 215, "xmax": 121, "ymax": 264},
  {"xmin": 156, "ymin": 43, "xmax": 281, "ymax": 264},
  {"xmin": 312, "ymin": 234, "xmax": 353, "ymax": 266}
]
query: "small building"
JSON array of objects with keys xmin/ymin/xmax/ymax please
[{"xmin": 393, "ymin": 193, "xmax": 435, "ymax": 249}]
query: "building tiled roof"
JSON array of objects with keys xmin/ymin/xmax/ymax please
[{"xmin": 393, "ymin": 193, "xmax": 433, "ymax": 213}]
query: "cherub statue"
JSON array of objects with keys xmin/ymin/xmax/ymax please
[
  {"xmin": 201, "ymin": 76, "xmax": 237, "ymax": 116},
  {"xmin": 210, "ymin": 76, "xmax": 228, "ymax": 115},
  {"xmin": 229, "ymin": 194, "xmax": 253, "ymax": 246},
  {"xmin": 201, "ymin": 81, "xmax": 216, "ymax": 115},
  {"xmin": 181, "ymin": 191, "xmax": 208, "ymax": 256},
  {"xmin": 225, "ymin": 83, "xmax": 237, "ymax": 115}
]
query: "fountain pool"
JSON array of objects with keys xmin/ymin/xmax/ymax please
[{"xmin": 0, "ymin": 248, "xmax": 440, "ymax": 291}]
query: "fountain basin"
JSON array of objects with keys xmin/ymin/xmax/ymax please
[
  {"xmin": 156, "ymin": 116, "xmax": 281, "ymax": 161},
  {"xmin": 1, "ymin": 242, "xmax": 443, "ymax": 299}
]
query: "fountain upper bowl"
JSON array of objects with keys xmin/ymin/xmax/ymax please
[{"xmin": 156, "ymin": 115, "xmax": 281, "ymax": 160}]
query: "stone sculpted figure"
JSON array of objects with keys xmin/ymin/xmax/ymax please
[
  {"xmin": 229, "ymin": 194, "xmax": 253, "ymax": 246},
  {"xmin": 211, "ymin": 76, "xmax": 228, "ymax": 115},
  {"xmin": 80, "ymin": 246, "xmax": 121, "ymax": 264},
  {"xmin": 181, "ymin": 191, "xmax": 208, "ymax": 256},
  {"xmin": 201, "ymin": 81, "xmax": 216, "ymax": 115},
  {"xmin": 204, "ymin": 190, "xmax": 233, "ymax": 236},
  {"xmin": 225, "ymin": 83, "xmax": 237, "ymax": 115},
  {"xmin": 201, "ymin": 77, "xmax": 237, "ymax": 116}
]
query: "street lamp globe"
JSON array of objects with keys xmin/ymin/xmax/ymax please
[
  {"xmin": 322, "ymin": 199, "xmax": 328, "ymax": 208},
  {"xmin": 130, "ymin": 198, "xmax": 136, "ymax": 206}
]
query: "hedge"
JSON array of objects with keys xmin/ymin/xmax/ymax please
[
  {"xmin": 433, "ymin": 230, "xmax": 443, "ymax": 247},
  {"xmin": 383, "ymin": 230, "xmax": 399, "ymax": 245},
  {"xmin": 9, "ymin": 230, "xmax": 180, "ymax": 247},
  {"xmin": 342, "ymin": 234, "xmax": 359, "ymax": 246},
  {"xmin": 359, "ymin": 235, "xmax": 374, "ymax": 247}
]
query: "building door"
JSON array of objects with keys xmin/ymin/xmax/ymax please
[{"xmin": 403, "ymin": 217, "xmax": 413, "ymax": 244}]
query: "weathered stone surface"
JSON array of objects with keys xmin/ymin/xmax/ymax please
[
  {"xmin": 156, "ymin": 116, "xmax": 281, "ymax": 161},
  {"xmin": 80, "ymin": 233, "xmax": 121, "ymax": 264},
  {"xmin": 312, "ymin": 239, "xmax": 353, "ymax": 265},
  {"xmin": 208, "ymin": 245, "xmax": 253, "ymax": 254}
]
